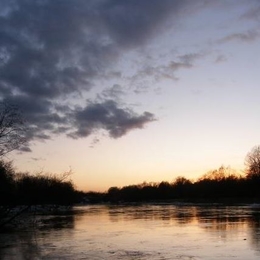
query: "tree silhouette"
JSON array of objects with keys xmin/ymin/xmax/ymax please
[
  {"xmin": 0, "ymin": 102, "xmax": 26, "ymax": 157},
  {"xmin": 0, "ymin": 160, "xmax": 16, "ymax": 205},
  {"xmin": 245, "ymin": 145, "xmax": 260, "ymax": 180}
]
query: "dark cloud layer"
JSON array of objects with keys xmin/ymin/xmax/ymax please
[
  {"xmin": 1, "ymin": 0, "xmax": 189, "ymax": 150},
  {"xmin": 0, "ymin": 0, "xmax": 187, "ymax": 100},
  {"xmin": 2, "ymin": 0, "xmax": 255, "ymax": 152}
]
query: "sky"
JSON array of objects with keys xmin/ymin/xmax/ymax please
[{"xmin": 1, "ymin": 0, "xmax": 260, "ymax": 192}]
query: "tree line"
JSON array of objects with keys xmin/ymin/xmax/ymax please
[
  {"xmin": 104, "ymin": 167, "xmax": 259, "ymax": 203},
  {"xmin": 0, "ymin": 159, "xmax": 82, "ymax": 229},
  {"xmin": 87, "ymin": 148, "xmax": 260, "ymax": 203},
  {"xmin": 0, "ymin": 160, "xmax": 79, "ymax": 206}
]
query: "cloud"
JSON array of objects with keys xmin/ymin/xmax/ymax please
[
  {"xmin": 2, "ymin": 0, "xmax": 190, "ymax": 150},
  {"xmin": 130, "ymin": 52, "xmax": 205, "ymax": 93},
  {"xmin": 97, "ymin": 0, "xmax": 187, "ymax": 48},
  {"xmin": 1, "ymin": 0, "xmax": 231, "ymax": 151},
  {"xmin": 17, "ymin": 146, "xmax": 32, "ymax": 153},
  {"xmin": 241, "ymin": 4, "xmax": 260, "ymax": 22},
  {"xmin": 3, "ymin": 94, "xmax": 68, "ymax": 142},
  {"xmin": 0, "ymin": 0, "xmax": 191, "ymax": 100},
  {"xmin": 217, "ymin": 30, "xmax": 260, "ymax": 44},
  {"xmin": 31, "ymin": 157, "xmax": 46, "ymax": 162},
  {"xmin": 89, "ymin": 137, "xmax": 100, "ymax": 148},
  {"xmin": 99, "ymin": 84, "xmax": 126, "ymax": 100},
  {"xmin": 215, "ymin": 54, "xmax": 227, "ymax": 63},
  {"xmin": 2, "ymin": 95, "xmax": 155, "ymax": 148},
  {"xmin": 69, "ymin": 100, "xmax": 156, "ymax": 139}
]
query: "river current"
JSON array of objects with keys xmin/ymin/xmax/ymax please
[{"xmin": 0, "ymin": 204, "xmax": 260, "ymax": 259}]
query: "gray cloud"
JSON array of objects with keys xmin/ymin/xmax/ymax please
[
  {"xmin": 218, "ymin": 30, "xmax": 260, "ymax": 44},
  {"xmin": 98, "ymin": 0, "xmax": 186, "ymax": 48},
  {"xmin": 0, "ymin": 0, "xmax": 190, "ymax": 99},
  {"xmin": 99, "ymin": 84, "xmax": 126, "ymax": 100},
  {"xmin": 214, "ymin": 54, "xmax": 227, "ymax": 63},
  {"xmin": 18, "ymin": 146, "xmax": 32, "ymax": 153},
  {"xmin": 31, "ymin": 157, "xmax": 46, "ymax": 162},
  {"xmin": 0, "ymin": 0, "xmax": 213, "ymax": 151},
  {"xmin": 3, "ymin": 94, "xmax": 68, "ymax": 142},
  {"xmin": 89, "ymin": 137, "xmax": 101, "ymax": 148},
  {"xmin": 0, "ymin": 0, "xmax": 175, "ymax": 148},
  {"xmin": 69, "ymin": 100, "xmax": 156, "ymax": 139},
  {"xmin": 130, "ymin": 52, "xmax": 204, "ymax": 93},
  {"xmin": 241, "ymin": 4, "xmax": 260, "ymax": 22}
]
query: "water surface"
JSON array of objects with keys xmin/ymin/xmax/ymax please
[{"xmin": 0, "ymin": 204, "xmax": 260, "ymax": 259}]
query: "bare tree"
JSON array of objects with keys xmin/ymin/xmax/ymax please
[
  {"xmin": 245, "ymin": 145, "xmax": 260, "ymax": 179},
  {"xmin": 0, "ymin": 102, "xmax": 26, "ymax": 157}
]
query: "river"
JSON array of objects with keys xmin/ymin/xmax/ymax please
[{"xmin": 0, "ymin": 204, "xmax": 260, "ymax": 259}]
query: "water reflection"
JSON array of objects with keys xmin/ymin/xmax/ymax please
[
  {"xmin": 106, "ymin": 204, "xmax": 260, "ymax": 255},
  {"xmin": 0, "ymin": 211, "xmax": 75, "ymax": 259},
  {"xmin": 0, "ymin": 204, "xmax": 260, "ymax": 259},
  {"xmin": 248, "ymin": 210, "xmax": 260, "ymax": 254}
]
